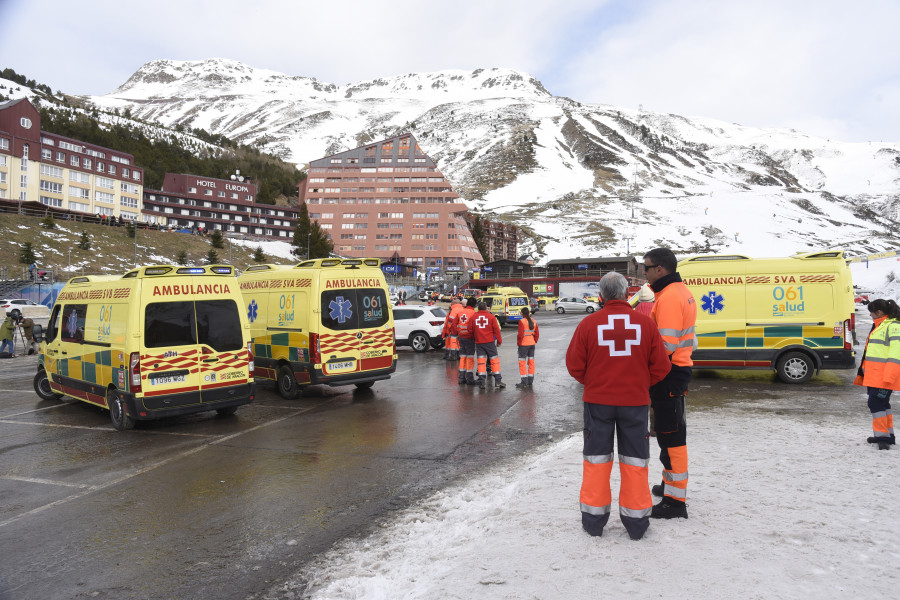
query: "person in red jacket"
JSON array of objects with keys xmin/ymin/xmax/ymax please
[
  {"xmin": 473, "ymin": 301, "xmax": 505, "ymax": 389},
  {"xmin": 643, "ymin": 247, "xmax": 697, "ymax": 519},
  {"xmin": 516, "ymin": 307, "xmax": 539, "ymax": 388},
  {"xmin": 566, "ymin": 272, "xmax": 671, "ymax": 540},
  {"xmin": 454, "ymin": 297, "xmax": 478, "ymax": 385}
]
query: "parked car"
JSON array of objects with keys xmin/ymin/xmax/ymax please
[
  {"xmin": 393, "ymin": 306, "xmax": 447, "ymax": 352},
  {"xmin": 554, "ymin": 297, "xmax": 600, "ymax": 314},
  {"xmin": 528, "ymin": 297, "xmax": 541, "ymax": 312},
  {"xmin": 1, "ymin": 299, "xmax": 50, "ymax": 319}
]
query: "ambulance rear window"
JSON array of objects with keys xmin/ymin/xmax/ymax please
[
  {"xmin": 145, "ymin": 300, "xmax": 243, "ymax": 350},
  {"xmin": 321, "ymin": 288, "xmax": 389, "ymax": 331}
]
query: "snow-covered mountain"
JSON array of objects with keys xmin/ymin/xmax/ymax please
[{"xmin": 82, "ymin": 58, "xmax": 900, "ymax": 259}]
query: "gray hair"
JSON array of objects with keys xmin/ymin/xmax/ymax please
[{"xmin": 598, "ymin": 272, "xmax": 628, "ymax": 301}]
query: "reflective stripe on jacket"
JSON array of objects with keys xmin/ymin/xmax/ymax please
[
  {"xmin": 650, "ymin": 278, "xmax": 696, "ymax": 367},
  {"xmin": 855, "ymin": 316, "xmax": 900, "ymax": 390},
  {"xmin": 517, "ymin": 319, "xmax": 539, "ymax": 346}
]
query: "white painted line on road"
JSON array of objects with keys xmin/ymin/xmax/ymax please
[
  {"xmin": 0, "ymin": 419, "xmax": 114, "ymax": 432},
  {"xmin": 0, "ymin": 403, "xmax": 323, "ymax": 530},
  {"xmin": 0, "ymin": 403, "xmax": 72, "ymax": 419},
  {"xmin": 0, "ymin": 475, "xmax": 91, "ymax": 489}
]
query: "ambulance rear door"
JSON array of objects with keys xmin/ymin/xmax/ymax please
[
  {"xmin": 141, "ymin": 299, "xmax": 205, "ymax": 409},
  {"xmin": 318, "ymin": 285, "xmax": 391, "ymax": 377}
]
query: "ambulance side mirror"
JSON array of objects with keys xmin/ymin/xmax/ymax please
[{"xmin": 32, "ymin": 324, "xmax": 44, "ymax": 343}]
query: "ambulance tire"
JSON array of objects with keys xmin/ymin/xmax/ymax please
[
  {"xmin": 277, "ymin": 365, "xmax": 301, "ymax": 400},
  {"xmin": 354, "ymin": 382, "xmax": 374, "ymax": 390},
  {"xmin": 33, "ymin": 369, "xmax": 62, "ymax": 401},
  {"xmin": 108, "ymin": 389, "xmax": 135, "ymax": 431},
  {"xmin": 409, "ymin": 332, "xmax": 430, "ymax": 352},
  {"xmin": 216, "ymin": 406, "xmax": 238, "ymax": 417},
  {"xmin": 775, "ymin": 351, "xmax": 814, "ymax": 384}
]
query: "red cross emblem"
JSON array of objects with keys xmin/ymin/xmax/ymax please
[
  {"xmin": 596, "ymin": 314, "xmax": 641, "ymax": 356},
  {"xmin": 475, "ymin": 315, "xmax": 489, "ymax": 329}
]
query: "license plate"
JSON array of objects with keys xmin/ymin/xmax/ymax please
[
  {"xmin": 326, "ymin": 360, "xmax": 355, "ymax": 373},
  {"xmin": 151, "ymin": 374, "xmax": 187, "ymax": 385}
]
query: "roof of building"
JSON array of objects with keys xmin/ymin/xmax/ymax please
[{"xmin": 546, "ymin": 256, "xmax": 636, "ymax": 265}]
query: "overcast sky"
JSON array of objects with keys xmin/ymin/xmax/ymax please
[{"xmin": 2, "ymin": 0, "xmax": 898, "ymax": 143}]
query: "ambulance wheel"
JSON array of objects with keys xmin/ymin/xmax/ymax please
[
  {"xmin": 33, "ymin": 370, "xmax": 62, "ymax": 401},
  {"xmin": 277, "ymin": 365, "xmax": 300, "ymax": 400},
  {"xmin": 216, "ymin": 406, "xmax": 238, "ymax": 417},
  {"xmin": 409, "ymin": 332, "xmax": 430, "ymax": 352},
  {"xmin": 557, "ymin": 306, "xmax": 565, "ymax": 314},
  {"xmin": 108, "ymin": 389, "xmax": 135, "ymax": 431},
  {"xmin": 354, "ymin": 382, "xmax": 374, "ymax": 390},
  {"xmin": 776, "ymin": 352, "xmax": 814, "ymax": 384}
]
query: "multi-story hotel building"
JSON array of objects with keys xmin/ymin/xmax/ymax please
[
  {"xmin": 0, "ymin": 98, "xmax": 144, "ymax": 218},
  {"xmin": 142, "ymin": 173, "xmax": 301, "ymax": 238},
  {"xmin": 466, "ymin": 215, "xmax": 521, "ymax": 263},
  {"xmin": 298, "ymin": 133, "xmax": 483, "ymax": 271}
]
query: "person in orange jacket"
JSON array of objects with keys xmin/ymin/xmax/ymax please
[
  {"xmin": 454, "ymin": 297, "xmax": 478, "ymax": 385},
  {"xmin": 473, "ymin": 301, "xmax": 505, "ymax": 389},
  {"xmin": 854, "ymin": 298, "xmax": 900, "ymax": 449},
  {"xmin": 515, "ymin": 307, "xmax": 539, "ymax": 388},
  {"xmin": 643, "ymin": 247, "xmax": 696, "ymax": 519},
  {"xmin": 442, "ymin": 298, "xmax": 463, "ymax": 360},
  {"xmin": 566, "ymin": 272, "xmax": 671, "ymax": 539}
]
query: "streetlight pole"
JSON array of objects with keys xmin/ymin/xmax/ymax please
[
  {"xmin": 67, "ymin": 248, "xmax": 71, "ymax": 272},
  {"xmin": 133, "ymin": 221, "xmax": 138, "ymax": 267}
]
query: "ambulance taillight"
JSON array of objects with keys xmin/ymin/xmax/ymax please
[
  {"xmin": 129, "ymin": 352, "xmax": 141, "ymax": 393},
  {"xmin": 247, "ymin": 341, "xmax": 254, "ymax": 375},
  {"xmin": 310, "ymin": 332, "xmax": 321, "ymax": 364},
  {"xmin": 844, "ymin": 315, "xmax": 855, "ymax": 350}
]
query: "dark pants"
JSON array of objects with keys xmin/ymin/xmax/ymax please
[
  {"xmin": 581, "ymin": 403, "xmax": 652, "ymax": 539},
  {"xmin": 650, "ymin": 365, "xmax": 691, "ymax": 502}
]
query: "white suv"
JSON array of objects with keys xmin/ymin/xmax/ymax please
[
  {"xmin": 554, "ymin": 297, "xmax": 600, "ymax": 314},
  {"xmin": 393, "ymin": 306, "xmax": 447, "ymax": 352}
]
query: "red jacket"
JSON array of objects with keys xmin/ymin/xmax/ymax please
[
  {"xmin": 517, "ymin": 318, "xmax": 540, "ymax": 346},
  {"xmin": 566, "ymin": 299, "xmax": 671, "ymax": 406},
  {"xmin": 442, "ymin": 303, "xmax": 463, "ymax": 337},
  {"xmin": 454, "ymin": 306, "xmax": 477, "ymax": 339},
  {"xmin": 472, "ymin": 309, "xmax": 503, "ymax": 345}
]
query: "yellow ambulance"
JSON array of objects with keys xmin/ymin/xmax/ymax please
[
  {"xmin": 32, "ymin": 265, "xmax": 255, "ymax": 430},
  {"xmin": 677, "ymin": 250, "xmax": 856, "ymax": 383},
  {"xmin": 238, "ymin": 258, "xmax": 396, "ymax": 399},
  {"xmin": 480, "ymin": 285, "xmax": 530, "ymax": 326}
]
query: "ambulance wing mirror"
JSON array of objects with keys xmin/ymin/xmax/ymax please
[{"xmin": 32, "ymin": 324, "xmax": 44, "ymax": 343}]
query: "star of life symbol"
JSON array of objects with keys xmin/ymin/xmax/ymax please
[
  {"xmin": 329, "ymin": 296, "xmax": 353, "ymax": 324},
  {"xmin": 701, "ymin": 291, "xmax": 724, "ymax": 315},
  {"xmin": 596, "ymin": 314, "xmax": 641, "ymax": 356},
  {"xmin": 247, "ymin": 299, "xmax": 258, "ymax": 323},
  {"xmin": 475, "ymin": 315, "xmax": 489, "ymax": 328}
]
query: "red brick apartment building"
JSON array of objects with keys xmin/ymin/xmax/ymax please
[
  {"xmin": 143, "ymin": 173, "xmax": 301, "ymax": 238},
  {"xmin": 298, "ymin": 134, "xmax": 483, "ymax": 271},
  {"xmin": 465, "ymin": 215, "xmax": 521, "ymax": 262},
  {"xmin": 0, "ymin": 98, "xmax": 144, "ymax": 218}
]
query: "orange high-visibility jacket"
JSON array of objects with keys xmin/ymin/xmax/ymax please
[
  {"xmin": 453, "ymin": 306, "xmax": 477, "ymax": 339},
  {"xmin": 442, "ymin": 303, "xmax": 463, "ymax": 337},
  {"xmin": 650, "ymin": 278, "xmax": 696, "ymax": 367},
  {"xmin": 517, "ymin": 319, "xmax": 539, "ymax": 346},
  {"xmin": 854, "ymin": 316, "xmax": 900, "ymax": 390}
]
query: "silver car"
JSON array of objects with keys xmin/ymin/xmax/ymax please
[{"xmin": 554, "ymin": 297, "xmax": 600, "ymax": 314}]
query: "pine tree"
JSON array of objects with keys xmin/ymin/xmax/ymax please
[
  {"xmin": 210, "ymin": 229, "xmax": 225, "ymax": 249},
  {"xmin": 19, "ymin": 242, "xmax": 37, "ymax": 265},
  {"xmin": 292, "ymin": 202, "xmax": 312, "ymax": 258},
  {"xmin": 309, "ymin": 221, "xmax": 334, "ymax": 259},
  {"xmin": 176, "ymin": 250, "xmax": 188, "ymax": 265},
  {"xmin": 205, "ymin": 248, "xmax": 220, "ymax": 264},
  {"xmin": 41, "ymin": 215, "xmax": 56, "ymax": 229},
  {"xmin": 471, "ymin": 215, "xmax": 488, "ymax": 262},
  {"xmin": 252, "ymin": 246, "xmax": 266, "ymax": 263},
  {"xmin": 77, "ymin": 231, "xmax": 91, "ymax": 250}
]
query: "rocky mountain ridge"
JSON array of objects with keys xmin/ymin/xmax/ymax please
[{"xmin": 83, "ymin": 58, "xmax": 900, "ymax": 260}]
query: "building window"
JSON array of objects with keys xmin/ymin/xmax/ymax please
[
  {"xmin": 40, "ymin": 196, "xmax": 63, "ymax": 207},
  {"xmin": 83, "ymin": 158, "xmax": 91, "ymax": 169},
  {"xmin": 41, "ymin": 148, "xmax": 52, "ymax": 160},
  {"xmin": 71, "ymin": 155, "xmax": 79, "ymax": 166},
  {"xmin": 40, "ymin": 180, "xmax": 63, "ymax": 194},
  {"xmin": 95, "ymin": 191, "xmax": 115, "ymax": 204},
  {"xmin": 109, "ymin": 165, "xmax": 116, "ymax": 175},
  {"xmin": 69, "ymin": 201, "xmax": 90, "ymax": 212}
]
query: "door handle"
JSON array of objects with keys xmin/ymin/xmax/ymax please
[
  {"xmin": 61, "ymin": 351, "xmax": 68, "ymax": 356},
  {"xmin": 202, "ymin": 358, "xmax": 219, "ymax": 363}
]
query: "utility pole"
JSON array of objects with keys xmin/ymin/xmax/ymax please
[{"xmin": 623, "ymin": 236, "xmax": 634, "ymax": 255}]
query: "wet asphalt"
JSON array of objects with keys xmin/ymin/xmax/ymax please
[{"xmin": 0, "ymin": 307, "xmax": 867, "ymax": 599}]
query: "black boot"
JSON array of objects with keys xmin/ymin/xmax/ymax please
[
  {"xmin": 868, "ymin": 435, "xmax": 896, "ymax": 444},
  {"xmin": 878, "ymin": 441, "xmax": 891, "ymax": 450},
  {"xmin": 651, "ymin": 481, "xmax": 665, "ymax": 497},
  {"xmin": 651, "ymin": 499, "xmax": 687, "ymax": 519}
]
